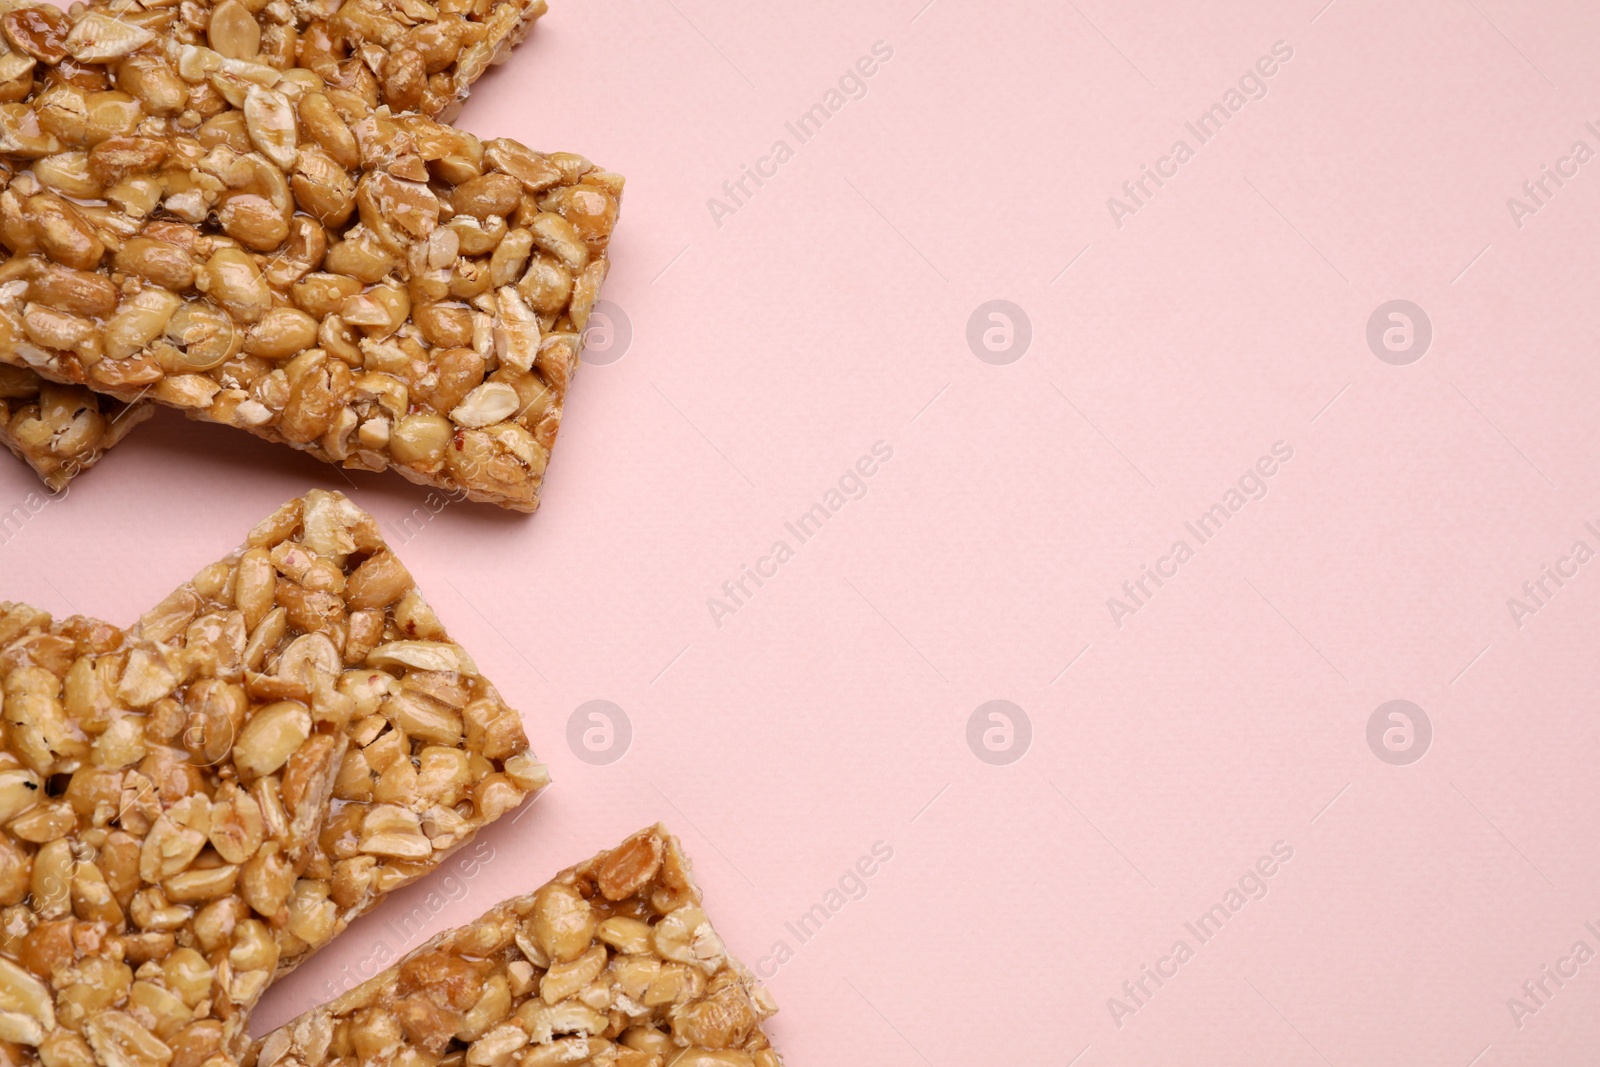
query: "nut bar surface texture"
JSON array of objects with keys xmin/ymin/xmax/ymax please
[
  {"xmin": 0, "ymin": 2, "xmax": 620, "ymax": 509},
  {"xmin": 0, "ymin": 363, "xmax": 152, "ymax": 489},
  {"xmin": 255, "ymin": 825, "xmax": 781, "ymax": 1067},
  {"xmin": 0, "ymin": 0, "xmax": 556, "ymax": 491},
  {"xmin": 0, "ymin": 488, "xmax": 548, "ymax": 1066},
  {"xmin": 0, "ymin": 608, "xmax": 347, "ymax": 1067},
  {"xmin": 131, "ymin": 490, "xmax": 550, "ymax": 942}
]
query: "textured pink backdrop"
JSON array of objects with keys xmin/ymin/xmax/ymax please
[{"xmin": 5, "ymin": 0, "xmax": 1600, "ymax": 1062}]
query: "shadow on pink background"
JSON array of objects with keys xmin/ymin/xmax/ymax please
[{"xmin": 5, "ymin": 0, "xmax": 1600, "ymax": 1063}]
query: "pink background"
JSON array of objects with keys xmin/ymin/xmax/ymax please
[{"xmin": 5, "ymin": 0, "xmax": 1600, "ymax": 1062}]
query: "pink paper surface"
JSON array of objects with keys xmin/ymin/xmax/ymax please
[{"xmin": 4, "ymin": 0, "xmax": 1600, "ymax": 1062}]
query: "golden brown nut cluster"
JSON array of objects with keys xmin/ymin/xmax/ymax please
[
  {"xmin": 0, "ymin": 363, "xmax": 150, "ymax": 490},
  {"xmin": 124, "ymin": 0, "xmax": 552, "ymax": 122},
  {"xmin": 0, "ymin": 607, "xmax": 347, "ymax": 1067},
  {"xmin": 256, "ymin": 827, "xmax": 781, "ymax": 1067},
  {"xmin": 0, "ymin": 489, "xmax": 548, "ymax": 1067},
  {"xmin": 0, "ymin": 0, "xmax": 618, "ymax": 510},
  {"xmin": 137, "ymin": 490, "xmax": 548, "ymax": 934}
]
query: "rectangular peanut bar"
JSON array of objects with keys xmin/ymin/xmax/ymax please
[
  {"xmin": 0, "ymin": 0, "xmax": 601, "ymax": 508},
  {"xmin": 0, "ymin": 0, "xmax": 552, "ymax": 491},
  {"xmin": 254, "ymin": 826, "xmax": 783, "ymax": 1067},
  {"xmin": 0, "ymin": 488, "xmax": 548, "ymax": 1066}
]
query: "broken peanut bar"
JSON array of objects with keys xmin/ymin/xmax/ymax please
[
  {"xmin": 0, "ymin": 0, "xmax": 555, "ymax": 492},
  {"xmin": 0, "ymin": 488, "xmax": 548, "ymax": 1067},
  {"xmin": 255, "ymin": 826, "xmax": 782, "ymax": 1067},
  {"xmin": 0, "ymin": 604, "xmax": 349, "ymax": 1067},
  {"xmin": 0, "ymin": 12, "xmax": 617, "ymax": 510},
  {"xmin": 92, "ymin": 0, "xmax": 553, "ymax": 122},
  {"xmin": 0, "ymin": 489, "xmax": 553, "ymax": 1062},
  {"xmin": 128, "ymin": 488, "xmax": 550, "ymax": 966},
  {"xmin": 0, "ymin": 364, "xmax": 153, "ymax": 490}
]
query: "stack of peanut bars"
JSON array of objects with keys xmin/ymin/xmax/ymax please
[{"xmin": 0, "ymin": 0, "xmax": 617, "ymax": 511}]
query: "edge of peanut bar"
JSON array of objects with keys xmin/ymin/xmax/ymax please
[{"xmin": 251, "ymin": 824, "xmax": 781, "ymax": 1067}]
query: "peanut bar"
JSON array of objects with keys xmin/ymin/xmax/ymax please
[
  {"xmin": 0, "ymin": 4, "xmax": 615, "ymax": 510},
  {"xmin": 133, "ymin": 489, "xmax": 550, "ymax": 940},
  {"xmin": 0, "ymin": 488, "xmax": 549, "ymax": 1065},
  {"xmin": 93, "ymin": 0, "xmax": 553, "ymax": 122},
  {"xmin": 0, "ymin": 0, "xmax": 553, "ymax": 491},
  {"xmin": 0, "ymin": 363, "xmax": 153, "ymax": 490},
  {"xmin": 0, "ymin": 607, "xmax": 348, "ymax": 1067},
  {"xmin": 255, "ymin": 826, "xmax": 782, "ymax": 1067}
]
